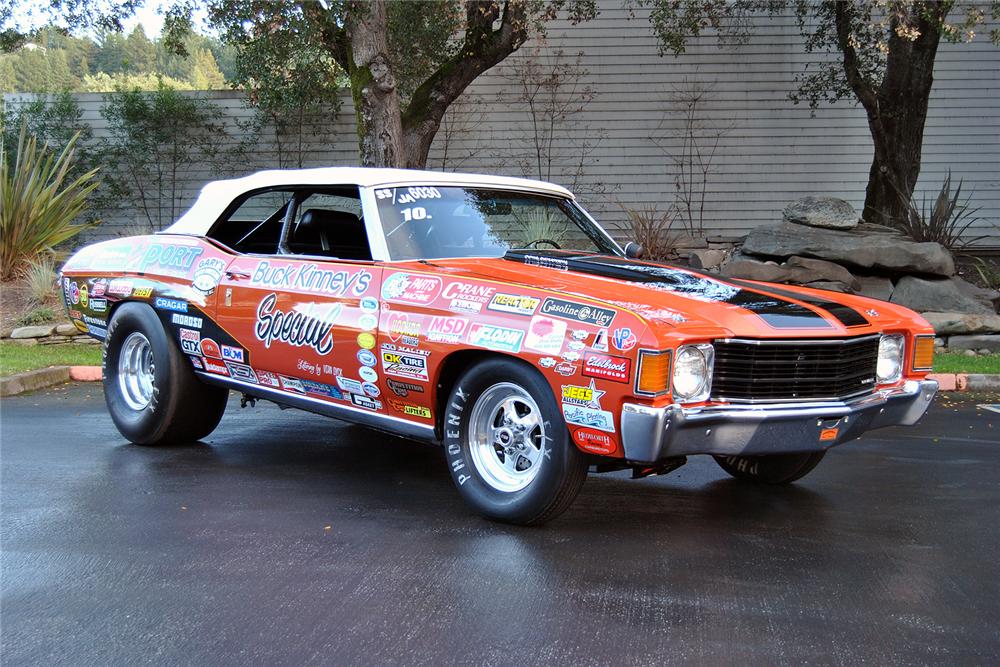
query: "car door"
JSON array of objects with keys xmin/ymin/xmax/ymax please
[{"xmin": 211, "ymin": 187, "xmax": 383, "ymax": 409}]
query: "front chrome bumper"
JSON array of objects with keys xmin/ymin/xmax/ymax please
[{"xmin": 620, "ymin": 380, "xmax": 938, "ymax": 464}]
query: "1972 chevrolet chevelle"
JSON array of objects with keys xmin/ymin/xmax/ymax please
[{"xmin": 61, "ymin": 168, "xmax": 938, "ymax": 524}]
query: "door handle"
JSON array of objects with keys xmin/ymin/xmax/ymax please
[{"xmin": 225, "ymin": 269, "xmax": 251, "ymax": 281}]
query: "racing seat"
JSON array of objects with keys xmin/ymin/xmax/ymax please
[{"xmin": 290, "ymin": 208, "xmax": 373, "ymax": 260}]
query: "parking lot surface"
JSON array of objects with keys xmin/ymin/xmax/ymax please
[{"xmin": 2, "ymin": 383, "xmax": 998, "ymax": 665}]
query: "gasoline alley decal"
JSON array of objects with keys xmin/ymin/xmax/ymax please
[{"xmin": 254, "ymin": 293, "xmax": 340, "ymax": 355}]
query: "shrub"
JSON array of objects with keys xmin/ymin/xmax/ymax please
[
  {"xmin": 0, "ymin": 125, "xmax": 99, "ymax": 280},
  {"xmin": 25, "ymin": 256, "xmax": 57, "ymax": 304},
  {"xmin": 15, "ymin": 306, "xmax": 57, "ymax": 326},
  {"xmin": 894, "ymin": 172, "xmax": 986, "ymax": 251},
  {"xmin": 621, "ymin": 204, "xmax": 678, "ymax": 261}
]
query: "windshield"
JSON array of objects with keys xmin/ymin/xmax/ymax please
[{"xmin": 373, "ymin": 186, "xmax": 620, "ymax": 260}]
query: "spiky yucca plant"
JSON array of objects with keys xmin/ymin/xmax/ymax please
[{"xmin": 1, "ymin": 125, "xmax": 99, "ymax": 280}]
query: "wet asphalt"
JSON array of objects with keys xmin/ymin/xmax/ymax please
[{"xmin": 1, "ymin": 383, "xmax": 999, "ymax": 666}]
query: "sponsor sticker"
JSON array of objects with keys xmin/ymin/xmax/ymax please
[
  {"xmin": 591, "ymin": 328, "xmax": 609, "ymax": 352},
  {"xmin": 381, "ymin": 347, "xmax": 429, "ymax": 381},
  {"xmin": 358, "ymin": 313, "xmax": 378, "ymax": 332},
  {"xmin": 351, "ymin": 394, "xmax": 382, "ymax": 410},
  {"xmin": 91, "ymin": 280, "xmax": 107, "ymax": 297},
  {"xmin": 525, "ymin": 315, "xmax": 566, "ymax": 355},
  {"xmin": 362, "ymin": 382, "xmax": 381, "ymax": 398},
  {"xmin": 583, "ymin": 354, "xmax": 631, "ymax": 383},
  {"xmin": 106, "ymin": 279, "xmax": 133, "ymax": 297},
  {"xmin": 337, "ymin": 377, "xmax": 365, "ymax": 395},
  {"xmin": 255, "ymin": 293, "xmax": 338, "ymax": 355},
  {"xmin": 561, "ymin": 380, "xmax": 605, "ymax": 409},
  {"xmin": 386, "ymin": 312, "xmax": 421, "ymax": 346},
  {"xmin": 562, "ymin": 405, "xmax": 616, "ymax": 433},
  {"xmin": 131, "ymin": 286, "xmax": 153, "ymax": 298},
  {"xmin": 89, "ymin": 298, "xmax": 108, "ymax": 313},
  {"xmin": 154, "ymin": 297, "xmax": 188, "ymax": 313},
  {"xmin": 359, "ymin": 366, "xmax": 378, "ymax": 383},
  {"xmin": 426, "ymin": 316, "xmax": 469, "ymax": 344},
  {"xmin": 611, "ymin": 327, "xmax": 637, "ymax": 352},
  {"xmin": 171, "ymin": 313, "xmax": 202, "ymax": 328},
  {"xmin": 488, "ymin": 293, "xmax": 540, "ymax": 316},
  {"xmin": 572, "ymin": 428, "xmax": 616, "ymax": 455},
  {"xmin": 357, "ymin": 332, "xmax": 376, "ymax": 350},
  {"xmin": 79, "ymin": 284, "xmax": 88, "ymax": 308},
  {"xmin": 221, "ymin": 345, "xmax": 245, "ymax": 363},
  {"xmin": 189, "ymin": 356, "xmax": 204, "ymax": 370},
  {"xmin": 540, "ymin": 298, "xmax": 616, "ymax": 327},
  {"xmin": 192, "ymin": 257, "xmax": 226, "ymax": 294},
  {"xmin": 86, "ymin": 323, "xmax": 107, "ymax": 339},
  {"xmin": 386, "ymin": 379, "xmax": 424, "ymax": 397},
  {"xmin": 179, "ymin": 328, "xmax": 200, "ymax": 355},
  {"xmin": 392, "ymin": 402, "xmax": 432, "ymax": 419},
  {"xmin": 200, "ymin": 338, "xmax": 222, "ymax": 359},
  {"xmin": 69, "ymin": 282, "xmax": 79, "ymax": 304},
  {"xmin": 571, "ymin": 329, "xmax": 588, "ymax": 341},
  {"xmin": 256, "ymin": 370, "xmax": 280, "ymax": 387},
  {"xmin": 357, "ymin": 349, "xmax": 377, "ymax": 367},
  {"xmin": 280, "ymin": 376, "xmax": 305, "ymax": 393},
  {"xmin": 442, "ymin": 281, "xmax": 495, "ymax": 313},
  {"xmin": 554, "ymin": 362, "xmax": 577, "ymax": 377},
  {"xmin": 302, "ymin": 380, "xmax": 343, "ymax": 399},
  {"xmin": 523, "ymin": 255, "xmax": 569, "ymax": 270},
  {"xmin": 251, "ymin": 260, "xmax": 371, "ymax": 296},
  {"xmin": 381, "ymin": 273, "xmax": 442, "ymax": 305},
  {"xmin": 539, "ymin": 357, "xmax": 557, "ymax": 368},
  {"xmin": 360, "ymin": 296, "xmax": 379, "ymax": 313},
  {"xmin": 226, "ymin": 362, "xmax": 258, "ymax": 383},
  {"xmin": 203, "ymin": 358, "xmax": 229, "ymax": 375},
  {"xmin": 467, "ymin": 323, "xmax": 524, "ymax": 353}
]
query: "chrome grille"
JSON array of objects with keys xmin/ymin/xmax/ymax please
[{"xmin": 711, "ymin": 335, "xmax": 880, "ymax": 402}]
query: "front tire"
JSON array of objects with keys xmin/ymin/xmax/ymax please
[
  {"xmin": 713, "ymin": 451, "xmax": 826, "ymax": 484},
  {"xmin": 104, "ymin": 302, "xmax": 228, "ymax": 445},
  {"xmin": 443, "ymin": 358, "xmax": 588, "ymax": 525}
]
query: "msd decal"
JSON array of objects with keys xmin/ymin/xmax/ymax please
[
  {"xmin": 611, "ymin": 327, "xmax": 637, "ymax": 352},
  {"xmin": 583, "ymin": 354, "xmax": 631, "ymax": 383},
  {"xmin": 381, "ymin": 273, "xmax": 442, "ymax": 305},
  {"xmin": 426, "ymin": 316, "xmax": 469, "ymax": 344},
  {"xmin": 525, "ymin": 315, "xmax": 566, "ymax": 355},
  {"xmin": 467, "ymin": 323, "xmax": 524, "ymax": 353}
]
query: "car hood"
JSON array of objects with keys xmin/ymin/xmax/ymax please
[{"xmin": 414, "ymin": 251, "xmax": 912, "ymax": 339}]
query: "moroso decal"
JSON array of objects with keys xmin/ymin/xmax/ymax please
[
  {"xmin": 255, "ymin": 293, "xmax": 338, "ymax": 355},
  {"xmin": 582, "ymin": 353, "xmax": 631, "ymax": 383},
  {"xmin": 172, "ymin": 313, "xmax": 202, "ymax": 328}
]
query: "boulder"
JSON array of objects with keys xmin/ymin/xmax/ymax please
[
  {"xmin": 721, "ymin": 259, "xmax": 795, "ymax": 283},
  {"xmin": 786, "ymin": 256, "xmax": 860, "ymax": 290},
  {"xmin": 742, "ymin": 222, "xmax": 955, "ymax": 277},
  {"xmin": 890, "ymin": 276, "xmax": 994, "ymax": 315},
  {"xmin": 921, "ymin": 312, "xmax": 1000, "ymax": 335},
  {"xmin": 803, "ymin": 281, "xmax": 852, "ymax": 293},
  {"xmin": 10, "ymin": 325, "xmax": 56, "ymax": 339},
  {"xmin": 54, "ymin": 323, "xmax": 78, "ymax": 336},
  {"xmin": 687, "ymin": 249, "xmax": 727, "ymax": 271},
  {"xmin": 855, "ymin": 276, "xmax": 894, "ymax": 301},
  {"xmin": 946, "ymin": 335, "xmax": 1000, "ymax": 353},
  {"xmin": 783, "ymin": 196, "xmax": 860, "ymax": 230},
  {"xmin": 954, "ymin": 278, "xmax": 1000, "ymax": 311}
]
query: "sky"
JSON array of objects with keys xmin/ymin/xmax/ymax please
[{"xmin": 9, "ymin": 1, "xmax": 209, "ymax": 39}]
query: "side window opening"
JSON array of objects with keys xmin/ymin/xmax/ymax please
[
  {"xmin": 208, "ymin": 189, "xmax": 294, "ymax": 254},
  {"xmin": 286, "ymin": 188, "xmax": 371, "ymax": 261}
]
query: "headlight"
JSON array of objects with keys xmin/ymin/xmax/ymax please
[
  {"xmin": 877, "ymin": 334, "xmax": 905, "ymax": 383},
  {"xmin": 672, "ymin": 344, "xmax": 714, "ymax": 402}
]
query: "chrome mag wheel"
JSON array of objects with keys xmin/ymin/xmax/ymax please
[
  {"xmin": 467, "ymin": 382, "xmax": 547, "ymax": 493},
  {"xmin": 117, "ymin": 331, "xmax": 155, "ymax": 411}
]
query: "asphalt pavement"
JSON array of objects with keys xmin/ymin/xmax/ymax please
[{"xmin": 2, "ymin": 383, "xmax": 999, "ymax": 666}]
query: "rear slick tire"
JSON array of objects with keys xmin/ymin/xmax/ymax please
[
  {"xmin": 442, "ymin": 358, "xmax": 588, "ymax": 525},
  {"xmin": 713, "ymin": 451, "xmax": 826, "ymax": 485},
  {"xmin": 103, "ymin": 302, "xmax": 228, "ymax": 445}
]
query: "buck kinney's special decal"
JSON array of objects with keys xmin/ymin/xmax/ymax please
[
  {"xmin": 254, "ymin": 293, "xmax": 340, "ymax": 355},
  {"xmin": 381, "ymin": 273, "xmax": 442, "ymax": 304},
  {"xmin": 250, "ymin": 260, "xmax": 372, "ymax": 296}
]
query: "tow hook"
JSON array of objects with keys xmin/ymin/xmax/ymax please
[
  {"xmin": 631, "ymin": 456, "xmax": 686, "ymax": 480},
  {"xmin": 240, "ymin": 393, "xmax": 257, "ymax": 408}
]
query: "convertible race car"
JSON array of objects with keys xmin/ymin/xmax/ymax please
[{"xmin": 61, "ymin": 168, "xmax": 938, "ymax": 524}]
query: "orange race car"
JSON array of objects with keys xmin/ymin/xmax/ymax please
[{"xmin": 61, "ymin": 168, "xmax": 939, "ymax": 524}]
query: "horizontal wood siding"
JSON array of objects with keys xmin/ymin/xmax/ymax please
[{"xmin": 5, "ymin": 4, "xmax": 998, "ymax": 245}]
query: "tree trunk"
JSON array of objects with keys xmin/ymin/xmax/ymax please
[
  {"xmin": 345, "ymin": 0, "xmax": 404, "ymax": 167},
  {"xmin": 858, "ymin": 4, "xmax": 944, "ymax": 225}
]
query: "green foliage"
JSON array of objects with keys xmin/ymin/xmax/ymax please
[
  {"xmin": 81, "ymin": 71, "xmax": 195, "ymax": 92},
  {"xmin": 893, "ymin": 171, "xmax": 985, "ymax": 251},
  {"xmin": 932, "ymin": 352, "xmax": 1000, "ymax": 374},
  {"xmin": 25, "ymin": 256, "xmax": 57, "ymax": 305},
  {"xmin": 14, "ymin": 305, "xmax": 58, "ymax": 327},
  {"xmin": 0, "ymin": 125, "xmax": 98, "ymax": 280},
  {"xmin": 98, "ymin": 83, "xmax": 234, "ymax": 229},
  {"xmin": 973, "ymin": 258, "xmax": 1000, "ymax": 291}
]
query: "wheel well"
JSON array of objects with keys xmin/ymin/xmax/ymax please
[{"xmin": 433, "ymin": 350, "xmax": 541, "ymax": 440}]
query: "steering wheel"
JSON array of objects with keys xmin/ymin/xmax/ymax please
[{"xmin": 524, "ymin": 238, "xmax": 562, "ymax": 249}]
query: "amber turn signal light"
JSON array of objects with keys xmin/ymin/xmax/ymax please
[
  {"xmin": 912, "ymin": 335, "xmax": 934, "ymax": 371},
  {"xmin": 636, "ymin": 350, "xmax": 671, "ymax": 396}
]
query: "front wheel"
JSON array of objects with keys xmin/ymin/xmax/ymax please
[
  {"xmin": 443, "ymin": 358, "xmax": 588, "ymax": 525},
  {"xmin": 713, "ymin": 451, "xmax": 826, "ymax": 485},
  {"xmin": 104, "ymin": 302, "xmax": 228, "ymax": 445}
]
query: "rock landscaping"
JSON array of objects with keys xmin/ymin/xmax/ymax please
[
  {"xmin": 703, "ymin": 196, "xmax": 1000, "ymax": 355},
  {"xmin": 1, "ymin": 322, "xmax": 99, "ymax": 346}
]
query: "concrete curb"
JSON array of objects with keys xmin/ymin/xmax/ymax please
[
  {"xmin": 0, "ymin": 365, "xmax": 102, "ymax": 397},
  {"xmin": 928, "ymin": 373, "xmax": 1000, "ymax": 392}
]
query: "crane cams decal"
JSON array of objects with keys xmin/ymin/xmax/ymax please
[
  {"xmin": 254, "ymin": 293, "xmax": 339, "ymax": 355},
  {"xmin": 441, "ymin": 281, "xmax": 495, "ymax": 313}
]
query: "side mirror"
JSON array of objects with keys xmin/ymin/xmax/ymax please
[{"xmin": 624, "ymin": 241, "xmax": 644, "ymax": 259}]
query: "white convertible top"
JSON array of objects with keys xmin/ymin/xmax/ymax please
[{"xmin": 163, "ymin": 167, "xmax": 574, "ymax": 236}]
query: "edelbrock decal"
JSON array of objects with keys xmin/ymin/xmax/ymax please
[{"xmin": 582, "ymin": 354, "xmax": 630, "ymax": 383}]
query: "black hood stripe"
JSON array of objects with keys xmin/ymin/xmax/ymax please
[{"xmin": 503, "ymin": 251, "xmax": 865, "ymax": 330}]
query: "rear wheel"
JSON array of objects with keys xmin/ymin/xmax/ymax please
[
  {"xmin": 713, "ymin": 451, "xmax": 826, "ymax": 485},
  {"xmin": 443, "ymin": 358, "xmax": 588, "ymax": 525},
  {"xmin": 104, "ymin": 302, "xmax": 228, "ymax": 445}
]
